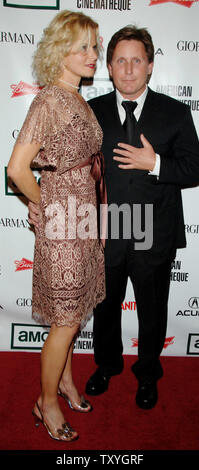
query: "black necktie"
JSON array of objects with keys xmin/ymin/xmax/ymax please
[{"xmin": 122, "ymin": 100, "xmax": 138, "ymax": 145}]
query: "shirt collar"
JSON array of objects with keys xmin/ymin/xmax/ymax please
[{"xmin": 116, "ymin": 85, "xmax": 148, "ymax": 119}]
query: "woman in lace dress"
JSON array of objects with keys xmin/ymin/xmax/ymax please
[{"xmin": 7, "ymin": 10, "xmax": 105, "ymax": 442}]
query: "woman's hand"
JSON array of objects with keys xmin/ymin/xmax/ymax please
[{"xmin": 28, "ymin": 201, "xmax": 40, "ymax": 227}]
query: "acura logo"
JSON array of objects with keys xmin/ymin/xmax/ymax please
[{"xmin": 188, "ymin": 297, "xmax": 199, "ymax": 309}]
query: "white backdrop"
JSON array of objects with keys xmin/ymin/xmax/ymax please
[{"xmin": 1, "ymin": 0, "xmax": 199, "ymax": 357}]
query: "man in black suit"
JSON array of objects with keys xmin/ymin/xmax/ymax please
[{"xmin": 85, "ymin": 26, "xmax": 199, "ymax": 408}]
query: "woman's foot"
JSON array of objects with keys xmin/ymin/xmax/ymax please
[
  {"xmin": 58, "ymin": 380, "xmax": 92, "ymax": 413},
  {"xmin": 32, "ymin": 397, "xmax": 79, "ymax": 441}
]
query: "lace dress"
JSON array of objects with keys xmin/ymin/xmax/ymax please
[{"xmin": 17, "ymin": 85, "xmax": 105, "ymax": 328}]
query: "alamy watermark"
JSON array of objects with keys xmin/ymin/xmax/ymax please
[{"xmin": 44, "ymin": 197, "xmax": 153, "ymax": 250}]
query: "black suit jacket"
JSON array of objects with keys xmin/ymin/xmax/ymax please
[{"xmin": 89, "ymin": 88, "xmax": 199, "ymax": 266}]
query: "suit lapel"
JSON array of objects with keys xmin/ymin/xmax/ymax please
[
  {"xmin": 102, "ymin": 88, "xmax": 163, "ymax": 151},
  {"xmin": 103, "ymin": 88, "xmax": 158, "ymax": 145},
  {"xmin": 106, "ymin": 89, "xmax": 158, "ymax": 147},
  {"xmin": 103, "ymin": 90, "xmax": 125, "ymax": 139},
  {"xmin": 137, "ymin": 88, "xmax": 160, "ymax": 136}
]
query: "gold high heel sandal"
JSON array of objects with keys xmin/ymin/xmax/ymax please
[
  {"xmin": 58, "ymin": 388, "xmax": 92, "ymax": 413},
  {"xmin": 32, "ymin": 402, "xmax": 79, "ymax": 441}
]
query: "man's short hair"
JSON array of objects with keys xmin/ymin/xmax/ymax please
[{"xmin": 107, "ymin": 25, "xmax": 154, "ymax": 66}]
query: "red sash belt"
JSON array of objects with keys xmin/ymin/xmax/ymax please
[{"xmin": 71, "ymin": 151, "xmax": 107, "ymax": 206}]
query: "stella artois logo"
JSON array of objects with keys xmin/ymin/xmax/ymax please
[
  {"xmin": 150, "ymin": 0, "xmax": 198, "ymax": 7},
  {"xmin": 15, "ymin": 258, "xmax": 33, "ymax": 271},
  {"xmin": 10, "ymin": 81, "xmax": 42, "ymax": 98},
  {"xmin": 163, "ymin": 336, "xmax": 175, "ymax": 348},
  {"xmin": 131, "ymin": 336, "xmax": 175, "ymax": 348},
  {"xmin": 131, "ymin": 338, "xmax": 139, "ymax": 348}
]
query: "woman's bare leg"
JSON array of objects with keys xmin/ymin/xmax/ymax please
[
  {"xmin": 59, "ymin": 340, "xmax": 81, "ymax": 404},
  {"xmin": 34, "ymin": 322, "xmax": 79, "ymax": 439},
  {"xmin": 59, "ymin": 338, "xmax": 92, "ymax": 411}
]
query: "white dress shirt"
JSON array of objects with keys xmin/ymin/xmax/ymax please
[{"xmin": 116, "ymin": 86, "xmax": 160, "ymax": 176}]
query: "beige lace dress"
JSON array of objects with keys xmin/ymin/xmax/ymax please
[{"xmin": 17, "ymin": 85, "xmax": 105, "ymax": 328}]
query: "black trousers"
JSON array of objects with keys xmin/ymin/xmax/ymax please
[{"xmin": 93, "ymin": 247, "xmax": 175, "ymax": 382}]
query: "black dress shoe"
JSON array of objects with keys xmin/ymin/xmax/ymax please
[
  {"xmin": 136, "ymin": 381, "xmax": 158, "ymax": 409},
  {"xmin": 85, "ymin": 368, "xmax": 111, "ymax": 396}
]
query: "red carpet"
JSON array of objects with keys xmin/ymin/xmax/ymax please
[{"xmin": 0, "ymin": 352, "xmax": 198, "ymax": 463}]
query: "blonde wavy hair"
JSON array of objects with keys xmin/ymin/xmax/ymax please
[{"xmin": 32, "ymin": 10, "xmax": 99, "ymax": 86}]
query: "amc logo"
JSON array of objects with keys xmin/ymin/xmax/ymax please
[
  {"xmin": 187, "ymin": 334, "xmax": 199, "ymax": 355},
  {"xmin": 3, "ymin": 1, "xmax": 60, "ymax": 9},
  {"xmin": 11, "ymin": 323, "xmax": 50, "ymax": 350}
]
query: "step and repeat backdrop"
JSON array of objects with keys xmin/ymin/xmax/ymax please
[{"xmin": 1, "ymin": 0, "xmax": 199, "ymax": 357}]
